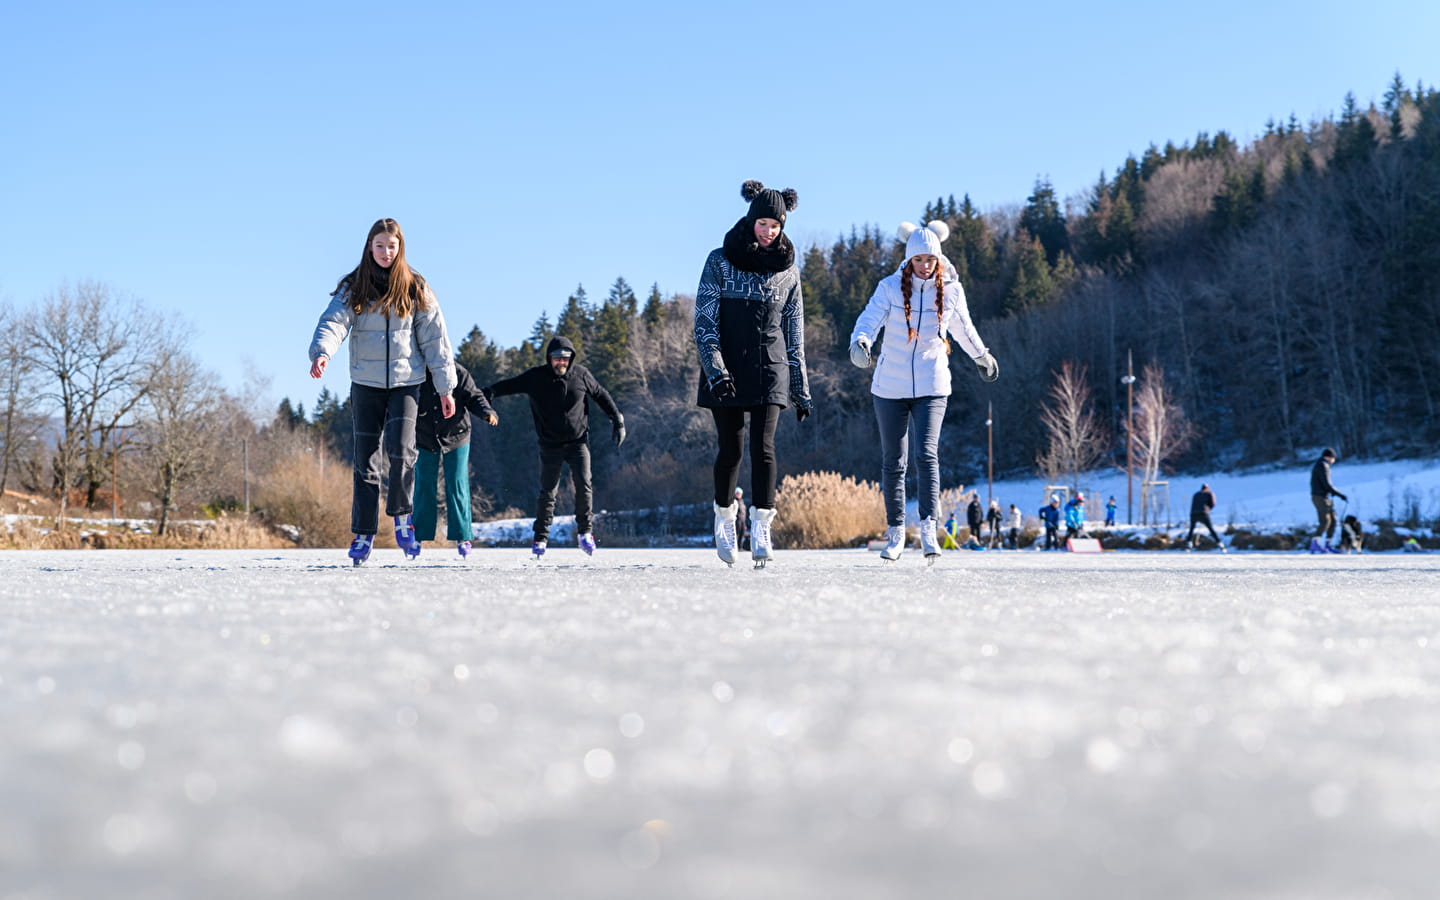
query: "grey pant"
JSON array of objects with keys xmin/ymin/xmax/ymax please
[
  {"xmin": 1312, "ymin": 495, "xmax": 1336, "ymax": 539},
  {"xmin": 874, "ymin": 395, "xmax": 947, "ymax": 527}
]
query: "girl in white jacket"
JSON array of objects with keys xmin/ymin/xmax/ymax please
[{"xmin": 849, "ymin": 221, "xmax": 998, "ymax": 562}]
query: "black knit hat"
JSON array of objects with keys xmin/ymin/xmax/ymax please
[{"xmin": 741, "ymin": 179, "xmax": 798, "ymax": 227}]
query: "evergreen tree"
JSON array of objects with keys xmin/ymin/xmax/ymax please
[
  {"xmin": 1019, "ymin": 177, "xmax": 1069, "ymax": 265},
  {"xmin": 1383, "ymin": 71, "xmax": 1409, "ymax": 140},
  {"xmin": 556, "ymin": 286, "xmax": 590, "ymax": 360},
  {"xmin": 641, "ymin": 283, "xmax": 665, "ymax": 333},
  {"xmin": 456, "ymin": 326, "xmax": 502, "ymax": 387},
  {"xmin": 1004, "ymin": 233, "xmax": 1057, "ymax": 315}
]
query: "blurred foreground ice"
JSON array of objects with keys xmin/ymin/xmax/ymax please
[{"xmin": 2, "ymin": 547, "xmax": 1438, "ymax": 899}]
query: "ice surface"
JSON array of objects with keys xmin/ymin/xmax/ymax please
[{"xmin": 2, "ymin": 547, "xmax": 1439, "ymax": 899}]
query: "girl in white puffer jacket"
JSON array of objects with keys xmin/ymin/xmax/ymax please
[{"xmin": 849, "ymin": 220, "xmax": 998, "ymax": 563}]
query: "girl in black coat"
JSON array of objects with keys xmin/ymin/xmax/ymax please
[{"xmin": 694, "ymin": 180, "xmax": 811, "ymax": 568}]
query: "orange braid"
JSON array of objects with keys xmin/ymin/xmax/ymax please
[{"xmin": 901, "ymin": 262, "xmax": 917, "ymax": 343}]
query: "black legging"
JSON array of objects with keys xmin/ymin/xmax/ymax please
[{"xmin": 711, "ymin": 405, "xmax": 780, "ymax": 509}]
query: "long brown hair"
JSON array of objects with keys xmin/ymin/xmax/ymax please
[
  {"xmin": 899, "ymin": 259, "xmax": 951, "ymax": 353},
  {"xmin": 333, "ymin": 218, "xmax": 429, "ymax": 318}
]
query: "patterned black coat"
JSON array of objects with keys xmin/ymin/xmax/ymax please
[{"xmin": 693, "ymin": 249, "xmax": 811, "ymax": 410}]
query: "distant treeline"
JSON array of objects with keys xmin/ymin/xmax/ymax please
[{"xmin": 282, "ymin": 76, "xmax": 1440, "ymax": 520}]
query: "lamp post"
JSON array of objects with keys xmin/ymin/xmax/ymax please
[
  {"xmin": 985, "ymin": 402, "xmax": 994, "ymax": 510},
  {"xmin": 1120, "ymin": 349, "xmax": 1136, "ymax": 525}
]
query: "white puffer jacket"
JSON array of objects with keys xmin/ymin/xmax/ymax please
[{"xmin": 849, "ymin": 260, "xmax": 988, "ymax": 399}]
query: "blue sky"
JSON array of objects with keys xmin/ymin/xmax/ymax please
[{"xmin": 3, "ymin": 0, "xmax": 1436, "ymax": 414}]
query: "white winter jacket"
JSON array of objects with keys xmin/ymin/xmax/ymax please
[
  {"xmin": 309, "ymin": 281, "xmax": 457, "ymax": 394},
  {"xmin": 850, "ymin": 261, "xmax": 988, "ymax": 400}
]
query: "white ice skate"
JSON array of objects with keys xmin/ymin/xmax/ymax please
[
  {"xmin": 879, "ymin": 525, "xmax": 905, "ymax": 563},
  {"xmin": 713, "ymin": 502, "xmax": 738, "ymax": 567},
  {"xmin": 919, "ymin": 517, "xmax": 941, "ymax": 565},
  {"xmin": 750, "ymin": 507, "xmax": 777, "ymax": 569}
]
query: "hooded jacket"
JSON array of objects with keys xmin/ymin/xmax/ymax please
[
  {"xmin": 416, "ymin": 365, "xmax": 496, "ymax": 454},
  {"xmin": 693, "ymin": 249, "xmax": 811, "ymax": 410},
  {"xmin": 309, "ymin": 280, "xmax": 457, "ymax": 395},
  {"xmin": 486, "ymin": 337, "xmax": 621, "ymax": 446},
  {"xmin": 1190, "ymin": 487, "xmax": 1216, "ymax": 518},
  {"xmin": 850, "ymin": 259, "xmax": 988, "ymax": 400},
  {"xmin": 1310, "ymin": 457, "xmax": 1344, "ymax": 498}
]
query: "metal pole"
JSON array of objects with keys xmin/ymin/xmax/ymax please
[
  {"xmin": 242, "ymin": 438, "xmax": 250, "ymax": 515},
  {"xmin": 985, "ymin": 402, "xmax": 994, "ymax": 509},
  {"xmin": 1122, "ymin": 349, "xmax": 1136, "ymax": 525}
]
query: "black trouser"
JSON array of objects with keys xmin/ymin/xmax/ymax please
[
  {"xmin": 350, "ymin": 382, "xmax": 420, "ymax": 535},
  {"xmin": 1312, "ymin": 495, "xmax": 1336, "ymax": 539},
  {"xmin": 1044, "ymin": 525, "xmax": 1058, "ymax": 549},
  {"xmin": 711, "ymin": 405, "xmax": 780, "ymax": 509},
  {"xmin": 535, "ymin": 439, "xmax": 592, "ymax": 541},
  {"xmin": 1187, "ymin": 512, "xmax": 1221, "ymax": 544}
]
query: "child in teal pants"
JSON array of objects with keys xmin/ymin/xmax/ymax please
[{"xmin": 414, "ymin": 366, "xmax": 498, "ymax": 557}]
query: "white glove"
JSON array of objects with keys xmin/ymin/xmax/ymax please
[
  {"xmin": 849, "ymin": 339, "xmax": 872, "ymax": 368},
  {"xmin": 974, "ymin": 351, "xmax": 998, "ymax": 382}
]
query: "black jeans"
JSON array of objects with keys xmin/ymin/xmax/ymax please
[
  {"xmin": 535, "ymin": 440, "xmax": 592, "ymax": 541},
  {"xmin": 1187, "ymin": 512, "xmax": 1221, "ymax": 544},
  {"xmin": 350, "ymin": 382, "xmax": 420, "ymax": 535},
  {"xmin": 711, "ymin": 404, "xmax": 780, "ymax": 509}
]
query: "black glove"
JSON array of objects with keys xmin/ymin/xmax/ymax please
[
  {"xmin": 795, "ymin": 406, "xmax": 810, "ymax": 423},
  {"xmin": 712, "ymin": 377, "xmax": 736, "ymax": 402},
  {"xmin": 612, "ymin": 419, "xmax": 626, "ymax": 447},
  {"xmin": 1336, "ymin": 492, "xmax": 1347, "ymax": 501}
]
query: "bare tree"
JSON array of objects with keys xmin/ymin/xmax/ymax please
[
  {"xmin": 138, "ymin": 352, "xmax": 224, "ymax": 534},
  {"xmin": 1036, "ymin": 360, "xmax": 1109, "ymax": 491},
  {"xmin": 0, "ymin": 302, "xmax": 46, "ymax": 497},
  {"xmin": 1129, "ymin": 362, "xmax": 1195, "ymax": 492},
  {"xmin": 24, "ymin": 282, "xmax": 177, "ymax": 524}
]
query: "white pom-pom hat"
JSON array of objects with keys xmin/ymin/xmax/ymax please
[{"xmin": 898, "ymin": 220, "xmax": 950, "ymax": 265}]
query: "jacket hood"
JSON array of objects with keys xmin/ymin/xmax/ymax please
[{"xmin": 546, "ymin": 336, "xmax": 577, "ymax": 359}]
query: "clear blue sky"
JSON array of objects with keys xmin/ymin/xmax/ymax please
[{"xmin": 3, "ymin": 0, "xmax": 1436, "ymax": 415}]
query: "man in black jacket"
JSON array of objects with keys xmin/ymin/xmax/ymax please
[
  {"xmin": 1185, "ymin": 483, "xmax": 1223, "ymax": 550},
  {"xmin": 1310, "ymin": 448, "xmax": 1347, "ymax": 553},
  {"xmin": 486, "ymin": 337, "xmax": 625, "ymax": 557},
  {"xmin": 414, "ymin": 366, "xmax": 498, "ymax": 558}
]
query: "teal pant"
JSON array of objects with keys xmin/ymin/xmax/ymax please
[{"xmin": 413, "ymin": 443, "xmax": 473, "ymax": 542}]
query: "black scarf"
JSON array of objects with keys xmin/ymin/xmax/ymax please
[
  {"xmin": 367, "ymin": 264, "xmax": 392, "ymax": 297},
  {"xmin": 721, "ymin": 218, "xmax": 795, "ymax": 274}
]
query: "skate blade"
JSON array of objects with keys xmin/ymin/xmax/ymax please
[
  {"xmin": 925, "ymin": 554, "xmax": 939, "ymax": 566},
  {"xmin": 753, "ymin": 559, "xmax": 768, "ymax": 569}
]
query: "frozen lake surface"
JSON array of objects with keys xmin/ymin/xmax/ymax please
[{"xmin": 3, "ymin": 547, "xmax": 1439, "ymax": 899}]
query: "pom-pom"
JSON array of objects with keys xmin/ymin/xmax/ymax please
[
  {"xmin": 741, "ymin": 180, "xmax": 765, "ymax": 201},
  {"xmin": 780, "ymin": 188, "xmax": 798, "ymax": 211},
  {"xmin": 926, "ymin": 219, "xmax": 951, "ymax": 243},
  {"xmin": 897, "ymin": 222, "xmax": 918, "ymax": 240}
]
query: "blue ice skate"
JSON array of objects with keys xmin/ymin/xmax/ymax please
[
  {"xmin": 394, "ymin": 515, "xmax": 421, "ymax": 559},
  {"xmin": 348, "ymin": 534, "xmax": 374, "ymax": 566},
  {"xmin": 457, "ymin": 540, "xmax": 472, "ymax": 559},
  {"xmin": 578, "ymin": 532, "xmax": 596, "ymax": 556}
]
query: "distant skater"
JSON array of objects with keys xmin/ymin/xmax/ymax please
[
  {"xmin": 1309, "ymin": 448, "xmax": 1347, "ymax": 553},
  {"xmin": 1040, "ymin": 496, "xmax": 1061, "ymax": 550},
  {"xmin": 986, "ymin": 499, "xmax": 1003, "ymax": 549},
  {"xmin": 1006, "ymin": 503, "xmax": 1022, "ymax": 550},
  {"xmin": 309, "ymin": 218, "xmax": 457, "ymax": 565},
  {"xmin": 1185, "ymin": 483, "xmax": 1223, "ymax": 550},
  {"xmin": 850, "ymin": 220, "xmax": 997, "ymax": 564},
  {"xmin": 1105, "ymin": 495, "xmax": 1117, "ymax": 527}
]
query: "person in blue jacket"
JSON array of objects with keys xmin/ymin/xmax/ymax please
[
  {"xmin": 1039, "ymin": 496, "xmax": 1062, "ymax": 550},
  {"xmin": 1104, "ymin": 495, "xmax": 1117, "ymax": 527},
  {"xmin": 1064, "ymin": 493, "xmax": 1086, "ymax": 543}
]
